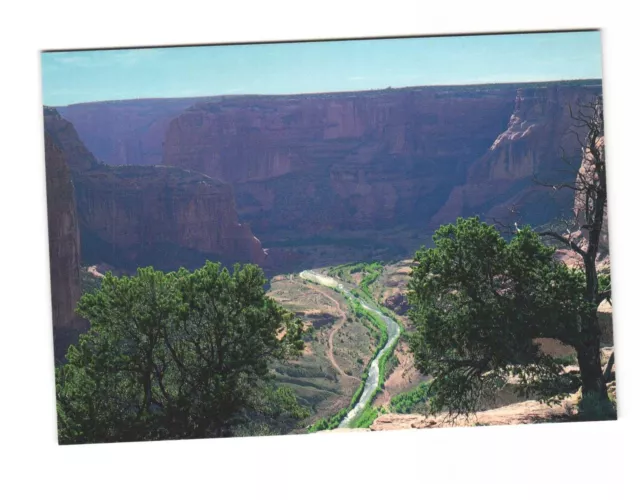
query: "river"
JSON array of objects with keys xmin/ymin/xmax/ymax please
[{"xmin": 299, "ymin": 270, "xmax": 401, "ymax": 428}]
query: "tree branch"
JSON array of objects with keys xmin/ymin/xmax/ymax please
[{"xmin": 539, "ymin": 231, "xmax": 587, "ymax": 258}]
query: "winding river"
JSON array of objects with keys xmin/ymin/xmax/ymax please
[{"xmin": 299, "ymin": 270, "xmax": 401, "ymax": 428}]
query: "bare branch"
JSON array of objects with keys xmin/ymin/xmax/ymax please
[{"xmin": 539, "ymin": 230, "xmax": 587, "ymax": 258}]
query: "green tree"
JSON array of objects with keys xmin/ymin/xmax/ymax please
[
  {"xmin": 56, "ymin": 262, "xmax": 308, "ymax": 444},
  {"xmin": 407, "ymin": 217, "xmax": 608, "ymax": 417}
]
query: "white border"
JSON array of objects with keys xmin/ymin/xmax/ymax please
[{"xmin": 1, "ymin": 0, "xmax": 637, "ymax": 497}]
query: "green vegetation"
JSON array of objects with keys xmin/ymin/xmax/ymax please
[
  {"xmin": 359, "ymin": 263, "xmax": 383, "ymax": 302},
  {"xmin": 346, "ymin": 295, "xmax": 387, "ymax": 348},
  {"xmin": 56, "ymin": 262, "xmax": 309, "ymax": 444},
  {"xmin": 389, "ymin": 382, "xmax": 432, "ymax": 414},
  {"xmin": 307, "ymin": 290, "xmax": 390, "ymax": 432},
  {"xmin": 408, "ymin": 217, "xmax": 614, "ymax": 417},
  {"xmin": 351, "ymin": 405, "xmax": 380, "ymax": 428},
  {"xmin": 327, "ymin": 261, "xmax": 383, "ymax": 302},
  {"xmin": 305, "ymin": 264, "xmax": 405, "ymax": 430},
  {"xmin": 307, "ymin": 408, "xmax": 348, "ymax": 432},
  {"xmin": 376, "ymin": 337, "xmax": 399, "ymax": 392},
  {"xmin": 382, "ymin": 352, "xmax": 399, "ymax": 381}
]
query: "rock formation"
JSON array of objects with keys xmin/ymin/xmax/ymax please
[
  {"xmin": 44, "ymin": 106, "xmax": 99, "ymax": 172},
  {"xmin": 431, "ymin": 82, "xmax": 603, "ymax": 228},
  {"xmin": 162, "ymin": 85, "xmax": 519, "ymax": 237},
  {"xmin": 158, "ymin": 82, "xmax": 600, "ymax": 252},
  {"xmin": 43, "ymin": 108, "xmax": 266, "ymax": 273},
  {"xmin": 51, "ymin": 80, "xmax": 602, "ymax": 270},
  {"xmin": 74, "ymin": 164, "xmax": 266, "ymax": 270},
  {"xmin": 43, "ymin": 128, "xmax": 85, "ymax": 360}
]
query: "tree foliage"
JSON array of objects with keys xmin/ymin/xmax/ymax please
[
  {"xmin": 408, "ymin": 217, "xmax": 589, "ymax": 416},
  {"xmin": 56, "ymin": 262, "xmax": 308, "ymax": 444}
]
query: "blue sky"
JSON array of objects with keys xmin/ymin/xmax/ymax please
[{"xmin": 41, "ymin": 31, "xmax": 602, "ymax": 106}]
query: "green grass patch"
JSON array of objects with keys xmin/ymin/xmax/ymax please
[{"xmin": 389, "ymin": 382, "xmax": 432, "ymax": 414}]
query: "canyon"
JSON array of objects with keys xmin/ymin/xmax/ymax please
[
  {"xmin": 57, "ymin": 80, "xmax": 602, "ymax": 270},
  {"xmin": 45, "ymin": 80, "xmax": 604, "ymax": 344},
  {"xmin": 43, "ymin": 108, "xmax": 267, "ymax": 351},
  {"xmin": 41, "ymin": 71, "xmax": 615, "ymax": 444}
]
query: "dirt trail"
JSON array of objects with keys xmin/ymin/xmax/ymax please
[{"xmin": 306, "ymin": 283, "xmax": 359, "ymax": 382}]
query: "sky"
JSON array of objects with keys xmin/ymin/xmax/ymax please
[{"xmin": 41, "ymin": 30, "xmax": 602, "ymax": 106}]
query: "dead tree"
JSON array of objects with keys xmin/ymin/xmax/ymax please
[{"xmin": 535, "ymin": 95, "xmax": 610, "ymax": 400}]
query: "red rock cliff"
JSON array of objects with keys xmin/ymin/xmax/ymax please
[
  {"xmin": 161, "ymin": 82, "xmax": 601, "ymax": 242},
  {"xmin": 73, "ymin": 165, "xmax": 266, "ymax": 269},
  {"xmin": 431, "ymin": 83, "xmax": 603, "ymax": 227},
  {"xmin": 43, "ymin": 109, "xmax": 266, "ymax": 271},
  {"xmin": 43, "ymin": 123, "xmax": 86, "ymax": 359},
  {"xmin": 162, "ymin": 85, "xmax": 520, "ymax": 235}
]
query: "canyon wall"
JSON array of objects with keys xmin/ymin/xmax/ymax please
[
  {"xmin": 161, "ymin": 82, "xmax": 602, "ymax": 245},
  {"xmin": 43, "ymin": 108, "xmax": 265, "ymax": 273},
  {"xmin": 52, "ymin": 80, "xmax": 603, "ymax": 270},
  {"xmin": 44, "ymin": 106, "xmax": 99, "ymax": 172},
  {"xmin": 73, "ymin": 165, "xmax": 265, "ymax": 270},
  {"xmin": 57, "ymin": 97, "xmax": 205, "ymax": 165},
  {"xmin": 162, "ymin": 86, "xmax": 518, "ymax": 237},
  {"xmin": 43, "ymin": 127, "xmax": 85, "ymax": 359},
  {"xmin": 431, "ymin": 82, "xmax": 603, "ymax": 228}
]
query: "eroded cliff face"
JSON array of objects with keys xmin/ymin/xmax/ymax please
[
  {"xmin": 74, "ymin": 165, "xmax": 265, "ymax": 270},
  {"xmin": 431, "ymin": 83, "xmax": 603, "ymax": 227},
  {"xmin": 52, "ymin": 80, "xmax": 602, "ymax": 271},
  {"xmin": 161, "ymin": 82, "xmax": 602, "ymax": 249},
  {"xmin": 43, "ymin": 109, "xmax": 266, "ymax": 273},
  {"xmin": 162, "ymin": 86, "xmax": 518, "ymax": 237},
  {"xmin": 44, "ymin": 128, "xmax": 85, "ymax": 359}
]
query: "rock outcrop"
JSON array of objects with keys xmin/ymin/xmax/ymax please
[
  {"xmin": 43, "ymin": 128, "xmax": 86, "ymax": 359},
  {"xmin": 43, "ymin": 108, "xmax": 266, "ymax": 272},
  {"xmin": 431, "ymin": 82, "xmax": 603, "ymax": 228},
  {"xmin": 44, "ymin": 106, "xmax": 99, "ymax": 172}
]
